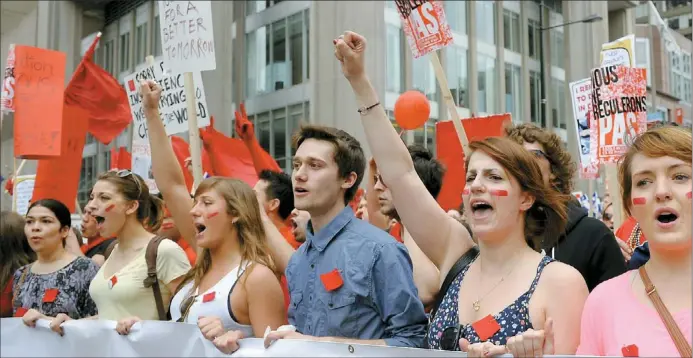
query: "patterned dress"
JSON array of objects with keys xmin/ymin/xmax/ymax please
[
  {"xmin": 13, "ymin": 257, "xmax": 99, "ymax": 319},
  {"xmin": 427, "ymin": 255, "xmax": 554, "ymax": 350}
]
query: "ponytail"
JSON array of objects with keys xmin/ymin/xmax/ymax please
[{"xmin": 142, "ymin": 194, "xmax": 165, "ymax": 233}]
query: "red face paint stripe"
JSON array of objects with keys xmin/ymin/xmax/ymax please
[
  {"xmin": 462, "ymin": 188, "xmax": 470, "ymax": 195},
  {"xmin": 687, "ymin": 192, "xmax": 692, "ymax": 199},
  {"xmin": 206, "ymin": 212, "xmax": 219, "ymax": 219},
  {"xmin": 105, "ymin": 204, "xmax": 115, "ymax": 212},
  {"xmin": 489, "ymin": 190, "xmax": 508, "ymax": 197},
  {"xmin": 632, "ymin": 197, "xmax": 646, "ymax": 205}
]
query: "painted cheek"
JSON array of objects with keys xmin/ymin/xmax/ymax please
[
  {"xmin": 206, "ymin": 212, "xmax": 219, "ymax": 219},
  {"xmin": 462, "ymin": 188, "xmax": 470, "ymax": 195},
  {"xmin": 687, "ymin": 192, "xmax": 692, "ymax": 199},
  {"xmin": 489, "ymin": 190, "xmax": 508, "ymax": 197},
  {"xmin": 105, "ymin": 204, "xmax": 115, "ymax": 212},
  {"xmin": 632, "ymin": 197, "xmax": 647, "ymax": 206}
]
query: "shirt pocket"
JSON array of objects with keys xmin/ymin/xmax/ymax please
[
  {"xmin": 288, "ymin": 292, "xmax": 304, "ymax": 329},
  {"xmin": 323, "ymin": 291, "xmax": 358, "ymax": 338}
]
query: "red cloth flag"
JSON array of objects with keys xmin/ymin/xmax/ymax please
[
  {"xmin": 64, "ymin": 34, "xmax": 131, "ymax": 145},
  {"xmin": 109, "ymin": 147, "xmax": 119, "ymax": 170},
  {"xmin": 171, "ymin": 136, "xmax": 195, "ymax": 192},
  {"xmin": 200, "ymin": 121, "xmax": 259, "ymax": 186},
  {"xmin": 117, "ymin": 147, "xmax": 131, "ymax": 170}
]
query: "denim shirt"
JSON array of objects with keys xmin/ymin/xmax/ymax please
[{"xmin": 285, "ymin": 206, "xmax": 428, "ymax": 348}]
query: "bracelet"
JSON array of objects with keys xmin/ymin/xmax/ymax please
[{"xmin": 357, "ymin": 102, "xmax": 380, "ymax": 116}]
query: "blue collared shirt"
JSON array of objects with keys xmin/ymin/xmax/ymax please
[{"xmin": 285, "ymin": 206, "xmax": 428, "ymax": 348}]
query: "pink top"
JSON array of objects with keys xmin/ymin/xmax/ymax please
[{"xmin": 577, "ymin": 271, "xmax": 692, "ymax": 357}]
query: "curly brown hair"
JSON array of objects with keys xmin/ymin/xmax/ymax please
[{"xmin": 504, "ymin": 123, "xmax": 576, "ymax": 195}]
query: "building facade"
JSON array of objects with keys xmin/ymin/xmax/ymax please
[{"xmin": 2, "ymin": 0, "xmax": 686, "ymax": 211}]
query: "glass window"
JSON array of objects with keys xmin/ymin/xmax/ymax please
[
  {"xmin": 120, "ymin": 33, "xmax": 130, "ymax": 72},
  {"xmin": 135, "ymin": 23, "xmax": 148, "ymax": 65},
  {"xmin": 256, "ymin": 112, "xmax": 271, "ymax": 151},
  {"xmin": 475, "ymin": 0, "xmax": 495, "ymax": 45},
  {"xmin": 273, "ymin": 108, "xmax": 287, "ymax": 160},
  {"xmin": 413, "ymin": 56, "xmax": 437, "ymax": 101},
  {"xmin": 104, "ymin": 40, "xmax": 115, "ymax": 75},
  {"xmin": 550, "ymin": 30, "xmax": 564, "ymax": 68},
  {"xmin": 154, "ymin": 16, "xmax": 162, "ymax": 56},
  {"xmin": 305, "ymin": 9, "xmax": 310, "ymax": 80},
  {"xmin": 530, "ymin": 70, "xmax": 541, "ymax": 124},
  {"xmin": 246, "ymin": 25, "xmax": 269, "ymax": 96},
  {"xmin": 272, "ymin": 18, "xmax": 288, "ymax": 91},
  {"xmin": 503, "ymin": 10, "xmax": 521, "ymax": 52},
  {"xmin": 505, "ymin": 63, "xmax": 522, "ymax": 122},
  {"xmin": 528, "ymin": 19, "xmax": 540, "ymax": 59},
  {"xmin": 386, "ymin": 25, "xmax": 403, "ymax": 93},
  {"xmin": 445, "ymin": 1, "xmax": 467, "ymax": 34},
  {"xmin": 446, "ymin": 45, "xmax": 468, "ymax": 108},
  {"xmin": 477, "ymin": 54, "xmax": 496, "ymax": 113},
  {"xmin": 247, "ymin": 0, "xmax": 267, "ymax": 15},
  {"xmin": 635, "ymin": 38, "xmax": 652, "ymax": 86},
  {"xmin": 288, "ymin": 12, "xmax": 304, "ymax": 86}
]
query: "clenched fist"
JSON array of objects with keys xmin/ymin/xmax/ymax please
[
  {"xmin": 333, "ymin": 31, "xmax": 367, "ymax": 81},
  {"xmin": 139, "ymin": 80, "xmax": 161, "ymax": 111}
]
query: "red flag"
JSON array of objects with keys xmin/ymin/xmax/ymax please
[
  {"xmin": 436, "ymin": 114, "xmax": 510, "ymax": 211},
  {"xmin": 32, "ymin": 105, "xmax": 90, "ymax": 212},
  {"xmin": 171, "ymin": 136, "xmax": 195, "ymax": 192},
  {"xmin": 64, "ymin": 34, "xmax": 131, "ymax": 145},
  {"xmin": 117, "ymin": 147, "xmax": 131, "ymax": 170},
  {"xmin": 109, "ymin": 147, "xmax": 119, "ymax": 170},
  {"xmin": 200, "ymin": 123, "xmax": 259, "ymax": 186}
]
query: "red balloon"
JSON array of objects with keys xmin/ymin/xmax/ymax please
[{"xmin": 394, "ymin": 91, "xmax": 431, "ymax": 130}]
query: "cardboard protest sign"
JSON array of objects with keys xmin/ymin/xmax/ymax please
[
  {"xmin": 436, "ymin": 114, "xmax": 511, "ymax": 211},
  {"xmin": 589, "ymin": 65, "xmax": 647, "ymax": 164},
  {"xmin": 32, "ymin": 105, "xmax": 90, "ymax": 213},
  {"xmin": 569, "ymin": 79, "xmax": 599, "ymax": 179},
  {"xmin": 600, "ymin": 35, "xmax": 636, "ymax": 68},
  {"xmin": 13, "ymin": 46, "xmax": 66, "ymax": 158},
  {"xmin": 12, "ymin": 175, "xmax": 35, "ymax": 215},
  {"xmin": 1, "ymin": 44, "xmax": 15, "ymax": 112},
  {"xmin": 158, "ymin": 1, "xmax": 216, "ymax": 73},
  {"xmin": 395, "ymin": 0, "xmax": 453, "ymax": 59}
]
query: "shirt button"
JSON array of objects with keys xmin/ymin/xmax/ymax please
[
  {"xmin": 309, "ymin": 295, "xmax": 312, "ymax": 301},
  {"xmin": 310, "ymin": 264, "xmax": 315, "ymax": 269},
  {"xmin": 328, "ymin": 303, "xmax": 333, "ymax": 308}
]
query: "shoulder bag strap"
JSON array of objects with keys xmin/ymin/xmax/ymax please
[
  {"xmin": 103, "ymin": 241, "xmax": 117, "ymax": 260},
  {"xmin": 639, "ymin": 267, "xmax": 692, "ymax": 357},
  {"xmin": 429, "ymin": 246, "xmax": 480, "ymax": 321},
  {"xmin": 142, "ymin": 236, "xmax": 169, "ymax": 321}
]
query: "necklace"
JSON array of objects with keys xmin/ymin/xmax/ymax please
[{"xmin": 472, "ymin": 252, "xmax": 523, "ymax": 312}]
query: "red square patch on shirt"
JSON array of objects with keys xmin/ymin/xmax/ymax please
[
  {"xmin": 14, "ymin": 307, "xmax": 28, "ymax": 317},
  {"xmin": 43, "ymin": 288, "xmax": 59, "ymax": 303},
  {"xmin": 471, "ymin": 315, "xmax": 501, "ymax": 341},
  {"xmin": 320, "ymin": 269, "xmax": 343, "ymax": 292},
  {"xmin": 202, "ymin": 292, "xmax": 216, "ymax": 303},
  {"xmin": 622, "ymin": 344, "xmax": 639, "ymax": 357}
]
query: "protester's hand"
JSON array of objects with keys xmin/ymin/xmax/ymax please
[
  {"xmin": 21, "ymin": 309, "xmax": 46, "ymax": 328},
  {"xmin": 140, "ymin": 80, "xmax": 161, "ymax": 112},
  {"xmin": 234, "ymin": 103, "xmax": 255, "ymax": 141},
  {"xmin": 49, "ymin": 313, "xmax": 72, "ymax": 336},
  {"xmin": 459, "ymin": 339, "xmax": 507, "ymax": 357},
  {"xmin": 263, "ymin": 329, "xmax": 309, "ymax": 348},
  {"xmin": 334, "ymin": 31, "xmax": 367, "ymax": 81},
  {"xmin": 506, "ymin": 318, "xmax": 555, "ymax": 357},
  {"xmin": 115, "ymin": 316, "xmax": 141, "ymax": 335},
  {"xmin": 213, "ymin": 330, "xmax": 244, "ymax": 354},
  {"xmin": 198, "ymin": 316, "xmax": 225, "ymax": 341},
  {"xmin": 616, "ymin": 238, "xmax": 632, "ymax": 261}
]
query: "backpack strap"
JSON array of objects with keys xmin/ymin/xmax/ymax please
[
  {"xmin": 103, "ymin": 241, "xmax": 117, "ymax": 260},
  {"xmin": 142, "ymin": 236, "xmax": 170, "ymax": 321},
  {"xmin": 429, "ymin": 245, "xmax": 480, "ymax": 321}
]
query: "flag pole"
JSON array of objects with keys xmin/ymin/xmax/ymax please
[{"xmin": 184, "ymin": 72, "xmax": 203, "ymax": 192}]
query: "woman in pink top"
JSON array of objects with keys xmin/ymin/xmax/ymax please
[{"xmin": 577, "ymin": 126, "xmax": 692, "ymax": 357}]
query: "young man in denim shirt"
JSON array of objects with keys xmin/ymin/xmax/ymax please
[{"xmin": 263, "ymin": 125, "xmax": 428, "ymax": 348}]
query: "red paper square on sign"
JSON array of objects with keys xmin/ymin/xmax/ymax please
[
  {"xmin": 43, "ymin": 288, "xmax": 59, "ymax": 303},
  {"xmin": 471, "ymin": 315, "xmax": 501, "ymax": 341},
  {"xmin": 14, "ymin": 307, "xmax": 28, "ymax": 318},
  {"xmin": 128, "ymin": 79, "xmax": 135, "ymax": 92},
  {"xmin": 320, "ymin": 269, "xmax": 343, "ymax": 292},
  {"xmin": 202, "ymin": 292, "xmax": 216, "ymax": 303}
]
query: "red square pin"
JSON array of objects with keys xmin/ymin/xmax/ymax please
[
  {"xmin": 108, "ymin": 275, "xmax": 118, "ymax": 289},
  {"xmin": 202, "ymin": 292, "xmax": 216, "ymax": 303},
  {"xmin": 320, "ymin": 269, "xmax": 344, "ymax": 292},
  {"xmin": 14, "ymin": 307, "xmax": 28, "ymax": 318},
  {"xmin": 622, "ymin": 344, "xmax": 639, "ymax": 357},
  {"xmin": 128, "ymin": 79, "xmax": 136, "ymax": 92},
  {"xmin": 43, "ymin": 288, "xmax": 59, "ymax": 303},
  {"xmin": 471, "ymin": 315, "xmax": 501, "ymax": 341}
]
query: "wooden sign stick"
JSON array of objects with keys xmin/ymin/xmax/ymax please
[
  {"xmin": 183, "ymin": 72, "xmax": 203, "ymax": 192},
  {"xmin": 429, "ymin": 51, "xmax": 469, "ymax": 157}
]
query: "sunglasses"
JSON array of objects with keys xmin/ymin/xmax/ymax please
[
  {"xmin": 111, "ymin": 169, "xmax": 142, "ymax": 198},
  {"xmin": 439, "ymin": 325, "xmax": 464, "ymax": 351},
  {"xmin": 177, "ymin": 293, "xmax": 198, "ymax": 323}
]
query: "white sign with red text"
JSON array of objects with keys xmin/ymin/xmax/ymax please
[{"xmin": 395, "ymin": 0, "xmax": 453, "ymax": 59}]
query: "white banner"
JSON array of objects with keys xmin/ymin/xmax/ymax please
[
  {"xmin": 158, "ymin": 1, "xmax": 216, "ymax": 74},
  {"xmin": 1, "ymin": 318, "xmax": 605, "ymax": 358},
  {"xmin": 12, "ymin": 175, "xmax": 35, "ymax": 215}
]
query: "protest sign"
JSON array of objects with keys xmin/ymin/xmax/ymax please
[
  {"xmin": 1, "ymin": 44, "xmax": 15, "ymax": 112},
  {"xmin": 158, "ymin": 1, "xmax": 216, "ymax": 74},
  {"xmin": 12, "ymin": 175, "xmax": 35, "ymax": 215},
  {"xmin": 436, "ymin": 114, "xmax": 510, "ymax": 211},
  {"xmin": 589, "ymin": 65, "xmax": 647, "ymax": 164},
  {"xmin": 600, "ymin": 34, "xmax": 636, "ymax": 68},
  {"xmin": 395, "ymin": 0, "xmax": 453, "ymax": 59},
  {"xmin": 569, "ymin": 79, "xmax": 599, "ymax": 179},
  {"xmin": 32, "ymin": 106, "xmax": 90, "ymax": 213},
  {"xmin": 13, "ymin": 46, "xmax": 66, "ymax": 158}
]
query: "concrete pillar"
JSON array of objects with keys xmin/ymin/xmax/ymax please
[
  {"xmin": 609, "ymin": 8, "xmax": 635, "ymax": 41},
  {"xmin": 310, "ymin": 0, "xmax": 386, "ymax": 160},
  {"xmin": 468, "ymin": 1, "xmax": 478, "ymax": 115},
  {"xmin": 496, "ymin": 1, "xmax": 506, "ymax": 113},
  {"xmin": 520, "ymin": 1, "xmax": 531, "ymax": 122}
]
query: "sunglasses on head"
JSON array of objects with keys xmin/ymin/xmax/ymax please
[{"xmin": 110, "ymin": 169, "xmax": 142, "ymax": 198}]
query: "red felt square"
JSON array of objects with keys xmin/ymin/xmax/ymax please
[
  {"xmin": 43, "ymin": 288, "xmax": 59, "ymax": 303},
  {"xmin": 128, "ymin": 79, "xmax": 135, "ymax": 92},
  {"xmin": 109, "ymin": 275, "xmax": 118, "ymax": 289},
  {"xmin": 202, "ymin": 292, "xmax": 216, "ymax": 303},
  {"xmin": 622, "ymin": 344, "xmax": 639, "ymax": 357},
  {"xmin": 471, "ymin": 315, "xmax": 501, "ymax": 342},
  {"xmin": 320, "ymin": 269, "xmax": 344, "ymax": 292},
  {"xmin": 14, "ymin": 307, "xmax": 28, "ymax": 318}
]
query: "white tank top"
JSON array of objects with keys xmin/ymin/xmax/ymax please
[{"xmin": 170, "ymin": 262, "xmax": 254, "ymax": 338}]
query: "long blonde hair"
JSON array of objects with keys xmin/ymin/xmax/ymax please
[{"xmin": 175, "ymin": 177, "xmax": 278, "ymax": 295}]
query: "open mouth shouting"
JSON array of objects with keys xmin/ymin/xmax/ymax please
[
  {"xmin": 470, "ymin": 198, "xmax": 494, "ymax": 220},
  {"xmin": 194, "ymin": 222, "xmax": 207, "ymax": 240},
  {"xmin": 654, "ymin": 207, "xmax": 679, "ymax": 229}
]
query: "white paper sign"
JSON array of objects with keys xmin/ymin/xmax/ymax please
[
  {"xmin": 157, "ymin": 1, "xmax": 216, "ymax": 73},
  {"xmin": 12, "ymin": 175, "xmax": 35, "ymax": 215},
  {"xmin": 569, "ymin": 78, "xmax": 598, "ymax": 178}
]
